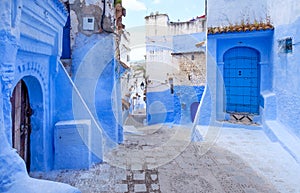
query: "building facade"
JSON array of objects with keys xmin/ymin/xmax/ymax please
[
  {"xmin": 54, "ymin": 0, "xmax": 128, "ymax": 170},
  {"xmin": 1, "ymin": 0, "xmax": 129, "ymax": 192},
  {"xmin": 145, "ymin": 13, "xmax": 206, "ymax": 124},
  {"xmin": 198, "ymin": 0, "xmax": 300, "ymax": 162},
  {"xmin": 0, "ymin": 0, "xmax": 81, "ymax": 192}
]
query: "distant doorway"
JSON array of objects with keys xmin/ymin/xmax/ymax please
[
  {"xmin": 11, "ymin": 80, "xmax": 33, "ymax": 172},
  {"xmin": 190, "ymin": 102, "xmax": 200, "ymax": 122}
]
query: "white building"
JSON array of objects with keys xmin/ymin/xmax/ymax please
[
  {"xmin": 145, "ymin": 13, "xmax": 207, "ymax": 125},
  {"xmin": 145, "ymin": 13, "xmax": 206, "ymax": 92}
]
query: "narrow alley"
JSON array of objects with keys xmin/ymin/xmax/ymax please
[
  {"xmin": 2, "ymin": 1, "xmax": 300, "ymax": 193},
  {"xmin": 30, "ymin": 115, "xmax": 300, "ymax": 192}
]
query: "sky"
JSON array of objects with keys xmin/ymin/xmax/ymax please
[
  {"xmin": 123, "ymin": 0, "xmax": 206, "ymax": 28},
  {"xmin": 122, "ymin": 0, "xmax": 206, "ymax": 61}
]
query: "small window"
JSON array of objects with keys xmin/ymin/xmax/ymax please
[
  {"xmin": 278, "ymin": 37, "xmax": 293, "ymax": 53},
  {"xmin": 286, "ymin": 38, "xmax": 293, "ymax": 53},
  {"xmin": 83, "ymin": 17, "xmax": 95, "ymax": 30},
  {"xmin": 191, "ymin": 55, "xmax": 195, "ymax": 60}
]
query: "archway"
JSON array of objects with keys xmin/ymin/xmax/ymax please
[
  {"xmin": 11, "ymin": 80, "xmax": 32, "ymax": 172},
  {"xmin": 190, "ymin": 102, "xmax": 200, "ymax": 122},
  {"xmin": 11, "ymin": 76, "xmax": 44, "ymax": 171},
  {"xmin": 223, "ymin": 47, "xmax": 260, "ymax": 115}
]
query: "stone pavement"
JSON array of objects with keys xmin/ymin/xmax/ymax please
[
  {"xmin": 214, "ymin": 126, "xmax": 300, "ymax": 193},
  {"xmin": 28, "ymin": 120, "xmax": 300, "ymax": 193}
]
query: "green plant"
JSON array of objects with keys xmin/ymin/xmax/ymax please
[{"xmin": 114, "ymin": 0, "xmax": 122, "ymax": 5}]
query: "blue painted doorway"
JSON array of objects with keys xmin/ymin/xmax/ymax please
[
  {"xmin": 223, "ymin": 47, "xmax": 260, "ymax": 114},
  {"xmin": 190, "ymin": 102, "xmax": 200, "ymax": 122}
]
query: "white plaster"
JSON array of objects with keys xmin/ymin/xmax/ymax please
[
  {"xmin": 70, "ymin": 10, "xmax": 78, "ymax": 48},
  {"xmin": 85, "ymin": 0, "xmax": 99, "ymax": 5},
  {"xmin": 207, "ymin": 0, "xmax": 268, "ymax": 27},
  {"xmin": 145, "ymin": 14, "xmax": 206, "ymax": 89},
  {"xmin": 268, "ymin": 0, "xmax": 300, "ymax": 26},
  {"xmin": 146, "ymin": 14, "xmax": 205, "ymax": 36}
]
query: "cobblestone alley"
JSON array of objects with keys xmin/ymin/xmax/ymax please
[{"xmin": 30, "ymin": 116, "xmax": 300, "ymax": 193}]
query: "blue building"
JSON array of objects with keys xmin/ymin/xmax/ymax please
[
  {"xmin": 0, "ymin": 0, "xmax": 127, "ymax": 192},
  {"xmin": 198, "ymin": 0, "xmax": 300, "ymax": 162},
  {"xmin": 0, "ymin": 0, "xmax": 81, "ymax": 192},
  {"xmin": 57, "ymin": 0, "xmax": 128, "ymax": 166}
]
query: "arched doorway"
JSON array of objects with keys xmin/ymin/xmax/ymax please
[
  {"xmin": 190, "ymin": 102, "xmax": 200, "ymax": 122},
  {"xmin": 223, "ymin": 47, "xmax": 260, "ymax": 115},
  {"xmin": 10, "ymin": 80, "xmax": 33, "ymax": 172}
]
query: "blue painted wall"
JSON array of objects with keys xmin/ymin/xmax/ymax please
[
  {"xmin": 273, "ymin": 16, "xmax": 300, "ymax": 138},
  {"xmin": 53, "ymin": 62, "xmax": 104, "ymax": 168},
  {"xmin": 71, "ymin": 33, "xmax": 124, "ymax": 146},
  {"xmin": 203, "ymin": 0, "xmax": 300, "ymax": 163},
  {"xmin": 200, "ymin": 30, "xmax": 273, "ymax": 125},
  {"xmin": 95, "ymin": 59, "xmax": 123, "ymax": 144},
  {"xmin": 147, "ymin": 86, "xmax": 204, "ymax": 125},
  {"xmin": 0, "ymin": 0, "xmax": 81, "ymax": 192}
]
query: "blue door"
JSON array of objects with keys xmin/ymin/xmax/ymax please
[
  {"xmin": 190, "ymin": 102, "xmax": 200, "ymax": 122},
  {"xmin": 223, "ymin": 47, "xmax": 260, "ymax": 114}
]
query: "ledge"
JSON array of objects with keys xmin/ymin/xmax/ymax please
[{"xmin": 265, "ymin": 120, "xmax": 300, "ymax": 163}]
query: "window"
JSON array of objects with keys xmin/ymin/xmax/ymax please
[
  {"xmin": 83, "ymin": 17, "xmax": 95, "ymax": 30},
  {"xmin": 278, "ymin": 37, "xmax": 293, "ymax": 53}
]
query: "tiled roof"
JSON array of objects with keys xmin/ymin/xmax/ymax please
[{"xmin": 207, "ymin": 23, "xmax": 274, "ymax": 35}]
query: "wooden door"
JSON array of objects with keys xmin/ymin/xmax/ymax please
[{"xmin": 11, "ymin": 80, "xmax": 32, "ymax": 172}]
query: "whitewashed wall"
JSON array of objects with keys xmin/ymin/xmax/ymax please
[
  {"xmin": 207, "ymin": 0, "xmax": 268, "ymax": 26},
  {"xmin": 268, "ymin": 0, "xmax": 300, "ymax": 26}
]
